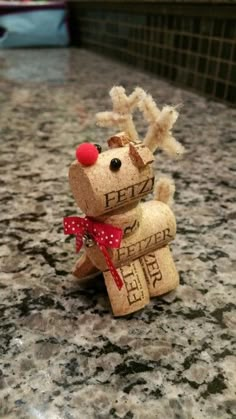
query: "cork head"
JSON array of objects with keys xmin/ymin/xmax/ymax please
[{"xmin": 69, "ymin": 141, "xmax": 155, "ymax": 217}]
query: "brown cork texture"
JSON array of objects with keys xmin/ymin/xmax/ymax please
[
  {"xmin": 107, "ymin": 132, "xmax": 131, "ymax": 148},
  {"xmin": 129, "ymin": 142, "xmax": 154, "ymax": 168},
  {"xmin": 85, "ymin": 200, "xmax": 176, "ymax": 271},
  {"xmin": 96, "ymin": 203, "xmax": 142, "ymax": 237},
  {"xmin": 140, "ymin": 245, "xmax": 179, "ymax": 297},
  {"xmin": 104, "ymin": 259, "xmax": 150, "ymax": 317},
  {"xmin": 69, "ymin": 145, "xmax": 154, "ymax": 217},
  {"xmin": 72, "ymin": 253, "xmax": 99, "ymax": 280}
]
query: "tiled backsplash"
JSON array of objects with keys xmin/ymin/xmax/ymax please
[{"xmin": 68, "ymin": 2, "xmax": 236, "ymax": 105}]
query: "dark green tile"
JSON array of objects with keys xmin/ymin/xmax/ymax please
[
  {"xmin": 174, "ymin": 34, "xmax": 181, "ymax": 49},
  {"xmin": 189, "ymin": 55, "xmax": 197, "ymax": 70},
  {"xmin": 207, "ymin": 59, "xmax": 218, "ymax": 77},
  {"xmin": 213, "ymin": 19, "xmax": 223, "ymax": 37},
  {"xmin": 204, "ymin": 78, "xmax": 214, "ymax": 94},
  {"xmin": 182, "ymin": 35, "xmax": 189, "ymax": 50},
  {"xmin": 198, "ymin": 57, "xmax": 207, "ymax": 74},
  {"xmin": 215, "ymin": 82, "xmax": 226, "ymax": 98},
  {"xmin": 230, "ymin": 65, "xmax": 236, "ymax": 84},
  {"xmin": 224, "ymin": 20, "xmax": 236, "ymax": 39},
  {"xmin": 218, "ymin": 62, "xmax": 229, "ymax": 80},
  {"xmin": 226, "ymin": 85, "xmax": 236, "ymax": 103},
  {"xmin": 210, "ymin": 40, "xmax": 221, "ymax": 58},
  {"xmin": 200, "ymin": 39, "xmax": 209, "ymax": 55},
  {"xmin": 221, "ymin": 42, "xmax": 232, "ymax": 61},
  {"xmin": 201, "ymin": 19, "xmax": 213, "ymax": 36},
  {"xmin": 191, "ymin": 37, "xmax": 199, "ymax": 52}
]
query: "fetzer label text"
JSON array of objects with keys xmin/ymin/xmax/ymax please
[
  {"xmin": 104, "ymin": 176, "xmax": 155, "ymax": 210},
  {"xmin": 120, "ymin": 264, "xmax": 144, "ymax": 306},
  {"xmin": 116, "ymin": 228, "xmax": 173, "ymax": 262},
  {"xmin": 140, "ymin": 252, "xmax": 162, "ymax": 288}
]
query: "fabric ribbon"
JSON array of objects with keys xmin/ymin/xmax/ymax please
[{"xmin": 64, "ymin": 216, "xmax": 124, "ymax": 290}]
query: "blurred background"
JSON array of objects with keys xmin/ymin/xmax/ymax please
[{"xmin": 0, "ymin": 0, "xmax": 235, "ymax": 105}]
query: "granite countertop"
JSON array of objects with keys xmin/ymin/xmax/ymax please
[{"xmin": 0, "ymin": 48, "xmax": 235, "ymax": 419}]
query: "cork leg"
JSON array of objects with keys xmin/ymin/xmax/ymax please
[
  {"xmin": 103, "ymin": 259, "xmax": 150, "ymax": 317},
  {"xmin": 72, "ymin": 253, "xmax": 100, "ymax": 280},
  {"xmin": 139, "ymin": 245, "xmax": 179, "ymax": 297}
]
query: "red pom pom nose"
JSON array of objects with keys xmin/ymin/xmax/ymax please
[{"xmin": 76, "ymin": 143, "xmax": 99, "ymax": 166}]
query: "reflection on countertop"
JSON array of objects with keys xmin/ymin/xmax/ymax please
[{"xmin": 0, "ymin": 48, "xmax": 235, "ymax": 419}]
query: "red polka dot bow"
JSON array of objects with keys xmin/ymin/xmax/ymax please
[{"xmin": 64, "ymin": 216, "xmax": 124, "ymax": 290}]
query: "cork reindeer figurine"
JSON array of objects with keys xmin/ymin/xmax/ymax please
[{"xmin": 64, "ymin": 86, "xmax": 185, "ymax": 316}]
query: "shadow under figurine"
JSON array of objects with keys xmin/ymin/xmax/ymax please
[{"xmin": 64, "ymin": 86, "xmax": 185, "ymax": 316}]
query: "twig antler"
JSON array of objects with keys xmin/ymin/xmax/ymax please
[
  {"xmin": 96, "ymin": 86, "xmax": 145, "ymax": 142},
  {"xmin": 139, "ymin": 93, "xmax": 185, "ymax": 158}
]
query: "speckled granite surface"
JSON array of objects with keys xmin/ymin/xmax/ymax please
[{"xmin": 0, "ymin": 48, "xmax": 235, "ymax": 419}]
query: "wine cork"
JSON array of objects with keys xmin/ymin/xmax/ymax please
[
  {"xmin": 72, "ymin": 252, "xmax": 99, "ymax": 280},
  {"xmin": 96, "ymin": 202, "xmax": 142, "ymax": 237},
  {"xmin": 85, "ymin": 200, "xmax": 176, "ymax": 271},
  {"xmin": 69, "ymin": 145, "xmax": 154, "ymax": 217},
  {"xmin": 129, "ymin": 142, "xmax": 154, "ymax": 168},
  {"xmin": 107, "ymin": 132, "xmax": 131, "ymax": 148},
  {"xmin": 140, "ymin": 245, "xmax": 179, "ymax": 297},
  {"xmin": 104, "ymin": 259, "xmax": 150, "ymax": 316}
]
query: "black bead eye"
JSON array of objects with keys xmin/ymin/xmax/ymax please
[
  {"xmin": 110, "ymin": 158, "xmax": 122, "ymax": 171},
  {"xmin": 94, "ymin": 144, "xmax": 102, "ymax": 153}
]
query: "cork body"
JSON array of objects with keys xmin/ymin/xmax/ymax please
[
  {"xmin": 104, "ymin": 260, "xmax": 150, "ymax": 316},
  {"xmin": 85, "ymin": 200, "xmax": 176, "ymax": 271},
  {"xmin": 104, "ymin": 246, "xmax": 179, "ymax": 316},
  {"xmin": 140, "ymin": 246, "xmax": 179, "ymax": 297}
]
